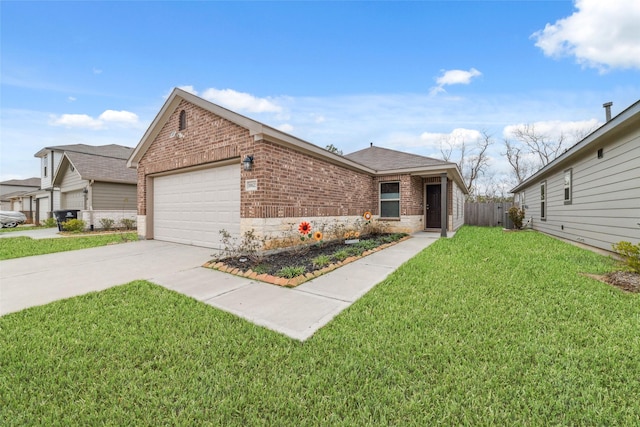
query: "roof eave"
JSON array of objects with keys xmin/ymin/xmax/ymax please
[{"xmin": 511, "ymin": 99, "xmax": 640, "ymax": 193}]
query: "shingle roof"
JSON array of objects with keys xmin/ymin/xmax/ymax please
[
  {"xmin": 0, "ymin": 177, "xmax": 41, "ymax": 187},
  {"xmin": 0, "ymin": 190, "xmax": 30, "ymax": 201},
  {"xmin": 35, "ymin": 144, "xmax": 133, "ymax": 159},
  {"xmin": 64, "ymin": 151, "xmax": 137, "ymax": 184},
  {"xmin": 344, "ymin": 146, "xmax": 451, "ymax": 171}
]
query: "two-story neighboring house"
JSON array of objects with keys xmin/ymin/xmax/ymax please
[{"xmin": 33, "ymin": 144, "xmax": 137, "ymax": 227}]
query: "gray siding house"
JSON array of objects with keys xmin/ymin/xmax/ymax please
[
  {"xmin": 50, "ymin": 146, "xmax": 137, "ymax": 229},
  {"xmin": 511, "ymin": 100, "xmax": 640, "ymax": 252}
]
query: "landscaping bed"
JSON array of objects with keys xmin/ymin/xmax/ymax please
[{"xmin": 206, "ymin": 233, "xmax": 409, "ymax": 286}]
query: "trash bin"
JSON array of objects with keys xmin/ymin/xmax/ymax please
[{"xmin": 53, "ymin": 209, "xmax": 80, "ymax": 231}]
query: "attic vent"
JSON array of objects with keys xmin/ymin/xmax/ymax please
[
  {"xmin": 179, "ymin": 110, "xmax": 187, "ymax": 131},
  {"xmin": 70, "ymin": 164, "xmax": 75, "ymax": 172}
]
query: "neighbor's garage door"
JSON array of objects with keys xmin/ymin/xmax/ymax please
[
  {"xmin": 62, "ymin": 190, "xmax": 84, "ymax": 210},
  {"xmin": 153, "ymin": 164, "xmax": 240, "ymax": 249}
]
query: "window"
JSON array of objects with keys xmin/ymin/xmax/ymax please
[
  {"xmin": 540, "ymin": 181, "xmax": 547, "ymax": 221},
  {"xmin": 43, "ymin": 156, "xmax": 48, "ymax": 177},
  {"xmin": 597, "ymin": 148, "xmax": 604, "ymax": 159},
  {"xmin": 563, "ymin": 169, "xmax": 572, "ymax": 204},
  {"xmin": 179, "ymin": 110, "xmax": 187, "ymax": 130},
  {"xmin": 380, "ymin": 182, "xmax": 400, "ymax": 218}
]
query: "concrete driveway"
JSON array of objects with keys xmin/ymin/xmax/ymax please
[
  {"xmin": 1, "ymin": 233, "xmax": 442, "ymax": 340},
  {"xmin": 0, "ymin": 240, "xmax": 214, "ymax": 316}
]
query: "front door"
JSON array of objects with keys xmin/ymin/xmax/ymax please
[{"xmin": 425, "ymin": 185, "xmax": 441, "ymax": 228}]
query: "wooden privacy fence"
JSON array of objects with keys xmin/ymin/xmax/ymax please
[{"xmin": 465, "ymin": 202, "xmax": 514, "ymax": 228}]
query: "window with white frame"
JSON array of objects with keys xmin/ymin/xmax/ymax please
[
  {"xmin": 540, "ymin": 181, "xmax": 547, "ymax": 220},
  {"xmin": 380, "ymin": 182, "xmax": 400, "ymax": 218},
  {"xmin": 43, "ymin": 155, "xmax": 48, "ymax": 177},
  {"xmin": 563, "ymin": 169, "xmax": 572, "ymax": 204}
]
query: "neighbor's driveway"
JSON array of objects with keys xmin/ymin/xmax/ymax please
[
  {"xmin": 0, "ymin": 240, "xmax": 215, "ymax": 316},
  {"xmin": 0, "ymin": 227, "xmax": 62, "ymax": 239}
]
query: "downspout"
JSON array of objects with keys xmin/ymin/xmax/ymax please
[
  {"xmin": 440, "ymin": 173, "xmax": 447, "ymax": 237},
  {"xmin": 88, "ymin": 179, "xmax": 95, "ymax": 231}
]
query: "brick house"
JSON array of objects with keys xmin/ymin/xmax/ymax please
[{"xmin": 127, "ymin": 88, "xmax": 467, "ymax": 249}]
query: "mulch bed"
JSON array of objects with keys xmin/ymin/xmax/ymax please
[
  {"xmin": 205, "ymin": 233, "xmax": 409, "ymax": 287},
  {"xmin": 583, "ymin": 271, "xmax": 640, "ymax": 293}
]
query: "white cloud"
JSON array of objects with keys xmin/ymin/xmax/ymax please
[
  {"xmin": 67, "ymin": 96, "xmax": 76, "ymax": 102},
  {"xmin": 177, "ymin": 85, "xmax": 198, "ymax": 95},
  {"xmin": 532, "ymin": 0, "xmax": 640, "ymax": 71},
  {"xmin": 98, "ymin": 110, "xmax": 139, "ymax": 124},
  {"xmin": 277, "ymin": 123, "xmax": 294, "ymax": 133},
  {"xmin": 92, "ymin": 68, "xmax": 103, "ymax": 74},
  {"xmin": 503, "ymin": 119, "xmax": 601, "ymax": 143},
  {"xmin": 431, "ymin": 68, "xmax": 482, "ymax": 95},
  {"xmin": 50, "ymin": 109, "xmax": 139, "ymax": 129},
  {"xmin": 50, "ymin": 114, "xmax": 103, "ymax": 129},
  {"xmin": 420, "ymin": 128, "xmax": 483, "ymax": 147},
  {"xmin": 201, "ymin": 88, "xmax": 282, "ymax": 113}
]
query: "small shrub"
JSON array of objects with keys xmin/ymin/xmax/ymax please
[
  {"xmin": 276, "ymin": 266, "xmax": 305, "ymax": 279},
  {"xmin": 252, "ymin": 264, "xmax": 270, "ymax": 275},
  {"xmin": 612, "ymin": 241, "xmax": 640, "ymax": 273},
  {"xmin": 508, "ymin": 206, "xmax": 526, "ymax": 230},
  {"xmin": 41, "ymin": 217, "xmax": 57, "ymax": 228},
  {"xmin": 100, "ymin": 218, "xmax": 115, "ymax": 231},
  {"xmin": 219, "ymin": 229, "xmax": 262, "ymax": 261},
  {"xmin": 62, "ymin": 219, "xmax": 86, "ymax": 233},
  {"xmin": 120, "ymin": 218, "xmax": 136, "ymax": 230},
  {"xmin": 332, "ymin": 250, "xmax": 350, "ymax": 262},
  {"xmin": 312, "ymin": 254, "xmax": 331, "ymax": 268},
  {"xmin": 355, "ymin": 240, "xmax": 378, "ymax": 251}
]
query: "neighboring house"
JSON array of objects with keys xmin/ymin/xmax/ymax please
[
  {"xmin": 51, "ymin": 148, "xmax": 137, "ymax": 229},
  {"xmin": 127, "ymin": 88, "xmax": 468, "ymax": 250},
  {"xmin": 511, "ymin": 100, "xmax": 640, "ymax": 252},
  {"xmin": 34, "ymin": 144, "xmax": 136, "ymax": 226},
  {"xmin": 0, "ymin": 177, "xmax": 40, "ymax": 222}
]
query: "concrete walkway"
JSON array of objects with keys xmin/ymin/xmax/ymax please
[
  {"xmin": 0, "ymin": 226, "xmax": 62, "ymax": 239},
  {"xmin": 0, "ymin": 232, "xmax": 444, "ymax": 340}
]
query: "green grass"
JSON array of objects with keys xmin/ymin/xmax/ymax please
[
  {"xmin": 1, "ymin": 226, "xmax": 639, "ymax": 425},
  {"xmin": 0, "ymin": 232, "xmax": 138, "ymax": 260}
]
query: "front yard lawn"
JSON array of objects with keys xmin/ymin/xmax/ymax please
[
  {"xmin": 1, "ymin": 226, "xmax": 638, "ymax": 425},
  {"xmin": 0, "ymin": 232, "xmax": 138, "ymax": 260}
]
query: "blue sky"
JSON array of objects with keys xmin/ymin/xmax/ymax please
[{"xmin": 2, "ymin": 0, "xmax": 639, "ymax": 191}]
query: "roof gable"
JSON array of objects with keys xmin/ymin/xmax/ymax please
[{"xmin": 53, "ymin": 151, "xmax": 137, "ymax": 186}]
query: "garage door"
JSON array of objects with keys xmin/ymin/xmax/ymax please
[
  {"xmin": 62, "ymin": 190, "xmax": 84, "ymax": 210},
  {"xmin": 153, "ymin": 164, "xmax": 240, "ymax": 249}
]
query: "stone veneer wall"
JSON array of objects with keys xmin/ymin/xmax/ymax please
[{"xmin": 80, "ymin": 210, "xmax": 137, "ymax": 230}]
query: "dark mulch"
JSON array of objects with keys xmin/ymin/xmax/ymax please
[
  {"xmin": 219, "ymin": 233, "xmax": 407, "ymax": 277},
  {"xmin": 604, "ymin": 271, "xmax": 640, "ymax": 293}
]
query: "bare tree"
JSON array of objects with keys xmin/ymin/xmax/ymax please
[
  {"xmin": 440, "ymin": 131, "xmax": 492, "ymax": 197},
  {"xmin": 503, "ymin": 139, "xmax": 534, "ymax": 185},
  {"xmin": 510, "ymin": 123, "xmax": 568, "ymax": 166},
  {"xmin": 325, "ymin": 144, "xmax": 343, "ymax": 155}
]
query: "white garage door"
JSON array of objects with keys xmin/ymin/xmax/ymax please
[{"xmin": 153, "ymin": 164, "xmax": 240, "ymax": 249}]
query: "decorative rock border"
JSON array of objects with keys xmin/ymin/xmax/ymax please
[{"xmin": 203, "ymin": 235, "xmax": 411, "ymax": 287}]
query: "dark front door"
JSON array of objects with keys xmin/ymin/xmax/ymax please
[{"xmin": 425, "ymin": 185, "xmax": 441, "ymax": 228}]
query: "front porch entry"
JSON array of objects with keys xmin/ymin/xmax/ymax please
[{"xmin": 425, "ymin": 184, "xmax": 441, "ymax": 229}]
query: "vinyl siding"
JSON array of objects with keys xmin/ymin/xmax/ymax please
[
  {"xmin": 522, "ymin": 126, "xmax": 640, "ymax": 251},
  {"xmin": 92, "ymin": 182, "xmax": 137, "ymax": 210},
  {"xmin": 59, "ymin": 165, "xmax": 87, "ymax": 191}
]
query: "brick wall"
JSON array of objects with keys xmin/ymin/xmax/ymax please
[
  {"xmin": 137, "ymin": 100, "xmax": 254, "ymax": 215},
  {"xmin": 242, "ymin": 140, "xmax": 375, "ymax": 218}
]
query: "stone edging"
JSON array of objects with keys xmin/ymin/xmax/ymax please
[{"xmin": 203, "ymin": 235, "xmax": 411, "ymax": 288}]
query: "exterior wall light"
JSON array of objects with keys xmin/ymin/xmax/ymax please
[{"xmin": 243, "ymin": 155, "xmax": 254, "ymax": 171}]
